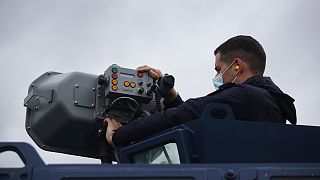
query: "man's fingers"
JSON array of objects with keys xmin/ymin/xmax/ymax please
[
  {"xmin": 103, "ymin": 118, "xmax": 111, "ymax": 125},
  {"xmin": 149, "ymin": 70, "xmax": 160, "ymax": 79},
  {"xmin": 104, "ymin": 118, "xmax": 122, "ymax": 128},
  {"xmin": 114, "ymin": 121, "xmax": 123, "ymax": 129},
  {"xmin": 137, "ymin": 65, "xmax": 163, "ymax": 79},
  {"xmin": 137, "ymin": 65, "xmax": 159, "ymax": 74},
  {"xmin": 136, "ymin": 65, "xmax": 148, "ymax": 70},
  {"xmin": 105, "ymin": 118, "xmax": 122, "ymax": 147},
  {"xmin": 137, "ymin": 66, "xmax": 153, "ymax": 72}
]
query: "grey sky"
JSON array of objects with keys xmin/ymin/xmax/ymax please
[{"xmin": 1, "ymin": 0, "xmax": 320, "ymax": 165}]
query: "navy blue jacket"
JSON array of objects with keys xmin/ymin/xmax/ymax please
[{"xmin": 113, "ymin": 75, "xmax": 297, "ymax": 147}]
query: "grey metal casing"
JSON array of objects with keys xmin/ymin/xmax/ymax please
[{"xmin": 24, "ymin": 71, "xmax": 101, "ymax": 158}]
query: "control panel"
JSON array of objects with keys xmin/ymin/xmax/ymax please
[{"xmin": 104, "ymin": 64, "xmax": 154, "ymax": 103}]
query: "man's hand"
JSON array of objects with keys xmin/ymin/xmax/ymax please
[
  {"xmin": 137, "ymin": 65, "xmax": 178, "ymax": 103},
  {"xmin": 104, "ymin": 118, "xmax": 123, "ymax": 147},
  {"xmin": 136, "ymin": 65, "xmax": 163, "ymax": 79}
]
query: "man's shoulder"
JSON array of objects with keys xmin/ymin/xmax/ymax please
[
  {"xmin": 207, "ymin": 83, "xmax": 256, "ymax": 97},
  {"xmin": 204, "ymin": 84, "xmax": 253, "ymax": 104}
]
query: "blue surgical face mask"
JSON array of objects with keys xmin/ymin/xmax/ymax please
[
  {"xmin": 213, "ymin": 74, "xmax": 223, "ymax": 90},
  {"xmin": 212, "ymin": 61, "xmax": 236, "ymax": 90}
]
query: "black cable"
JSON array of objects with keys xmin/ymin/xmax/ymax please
[
  {"xmin": 105, "ymin": 96, "xmax": 142, "ymax": 122},
  {"xmin": 162, "ymin": 146, "xmax": 172, "ymax": 164},
  {"xmin": 109, "ymin": 96, "xmax": 140, "ymax": 111},
  {"xmin": 152, "ymin": 84, "xmax": 162, "ymax": 112}
]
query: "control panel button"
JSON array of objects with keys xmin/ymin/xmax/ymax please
[
  {"xmin": 137, "ymin": 87, "xmax": 144, "ymax": 94},
  {"xmin": 112, "ymin": 85, "xmax": 118, "ymax": 91},
  {"xmin": 112, "ymin": 74, "xmax": 118, "ymax": 79},
  {"xmin": 130, "ymin": 82, "xmax": 136, "ymax": 88},
  {"xmin": 124, "ymin": 81, "xmax": 130, "ymax": 87},
  {"xmin": 112, "ymin": 79, "xmax": 118, "ymax": 85},
  {"xmin": 138, "ymin": 82, "xmax": 143, "ymax": 86},
  {"xmin": 111, "ymin": 68, "xmax": 118, "ymax": 73},
  {"xmin": 137, "ymin": 72, "xmax": 143, "ymax": 78},
  {"xmin": 146, "ymin": 83, "xmax": 152, "ymax": 87}
]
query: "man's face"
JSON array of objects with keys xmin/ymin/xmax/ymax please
[{"xmin": 214, "ymin": 52, "xmax": 237, "ymax": 84}]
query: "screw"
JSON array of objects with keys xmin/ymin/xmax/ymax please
[
  {"xmin": 27, "ymin": 127, "xmax": 31, "ymax": 131},
  {"xmin": 91, "ymin": 104, "xmax": 95, "ymax": 107},
  {"xmin": 74, "ymin": 100, "xmax": 78, "ymax": 104},
  {"xmin": 92, "ymin": 88, "xmax": 96, "ymax": 91},
  {"xmin": 75, "ymin": 84, "xmax": 79, "ymax": 88},
  {"xmin": 31, "ymin": 84, "xmax": 35, "ymax": 87},
  {"xmin": 224, "ymin": 169, "xmax": 236, "ymax": 180},
  {"xmin": 35, "ymin": 106, "xmax": 39, "ymax": 110}
]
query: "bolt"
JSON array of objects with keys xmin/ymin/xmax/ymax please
[
  {"xmin": 35, "ymin": 106, "xmax": 39, "ymax": 110},
  {"xmin": 91, "ymin": 104, "xmax": 95, "ymax": 107},
  {"xmin": 98, "ymin": 94, "xmax": 101, "ymax": 97},
  {"xmin": 27, "ymin": 127, "xmax": 31, "ymax": 131},
  {"xmin": 224, "ymin": 169, "xmax": 236, "ymax": 180},
  {"xmin": 192, "ymin": 154, "xmax": 198, "ymax": 159},
  {"xmin": 74, "ymin": 100, "xmax": 78, "ymax": 104},
  {"xmin": 47, "ymin": 72, "xmax": 51, "ymax": 75},
  {"xmin": 92, "ymin": 88, "xmax": 96, "ymax": 91},
  {"xmin": 75, "ymin": 84, "xmax": 79, "ymax": 88},
  {"xmin": 31, "ymin": 84, "xmax": 35, "ymax": 87}
]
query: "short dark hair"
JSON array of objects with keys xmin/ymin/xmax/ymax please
[{"xmin": 214, "ymin": 35, "xmax": 266, "ymax": 74}]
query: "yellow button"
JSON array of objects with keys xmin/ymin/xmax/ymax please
[
  {"xmin": 112, "ymin": 79, "xmax": 118, "ymax": 85},
  {"xmin": 112, "ymin": 85, "xmax": 118, "ymax": 91},
  {"xmin": 130, "ymin": 82, "xmax": 136, "ymax": 88},
  {"xmin": 124, "ymin": 81, "xmax": 130, "ymax": 87}
]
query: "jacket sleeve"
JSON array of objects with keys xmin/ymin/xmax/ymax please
[
  {"xmin": 163, "ymin": 94, "xmax": 184, "ymax": 110},
  {"xmin": 112, "ymin": 95, "xmax": 207, "ymax": 147}
]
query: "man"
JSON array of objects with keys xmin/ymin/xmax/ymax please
[{"xmin": 106, "ymin": 35, "xmax": 297, "ymax": 147}]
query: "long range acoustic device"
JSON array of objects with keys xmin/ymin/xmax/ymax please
[{"xmin": 24, "ymin": 64, "xmax": 174, "ymax": 162}]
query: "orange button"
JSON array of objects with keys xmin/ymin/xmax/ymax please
[
  {"xmin": 112, "ymin": 85, "xmax": 118, "ymax": 91},
  {"xmin": 124, "ymin": 81, "xmax": 130, "ymax": 87},
  {"xmin": 112, "ymin": 79, "xmax": 118, "ymax": 85},
  {"xmin": 130, "ymin": 82, "xmax": 136, "ymax": 88}
]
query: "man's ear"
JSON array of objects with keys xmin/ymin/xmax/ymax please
[{"xmin": 234, "ymin": 58, "xmax": 243, "ymax": 71}]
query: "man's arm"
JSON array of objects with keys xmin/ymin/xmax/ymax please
[{"xmin": 111, "ymin": 96, "xmax": 209, "ymax": 147}]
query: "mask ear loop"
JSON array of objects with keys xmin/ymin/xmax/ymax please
[
  {"xmin": 232, "ymin": 75, "xmax": 238, "ymax": 83},
  {"xmin": 221, "ymin": 60, "xmax": 236, "ymax": 76}
]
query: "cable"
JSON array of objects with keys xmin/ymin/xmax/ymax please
[
  {"xmin": 104, "ymin": 96, "xmax": 141, "ymax": 122},
  {"xmin": 162, "ymin": 146, "xmax": 172, "ymax": 164},
  {"xmin": 109, "ymin": 96, "xmax": 140, "ymax": 111}
]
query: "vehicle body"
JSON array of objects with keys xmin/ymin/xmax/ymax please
[{"xmin": 1, "ymin": 104, "xmax": 320, "ymax": 180}]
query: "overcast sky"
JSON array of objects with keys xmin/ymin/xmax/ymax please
[{"xmin": 1, "ymin": 0, "xmax": 320, "ymax": 165}]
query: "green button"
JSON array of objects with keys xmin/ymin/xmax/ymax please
[
  {"xmin": 111, "ymin": 68, "xmax": 118, "ymax": 73},
  {"xmin": 137, "ymin": 87, "xmax": 144, "ymax": 94}
]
